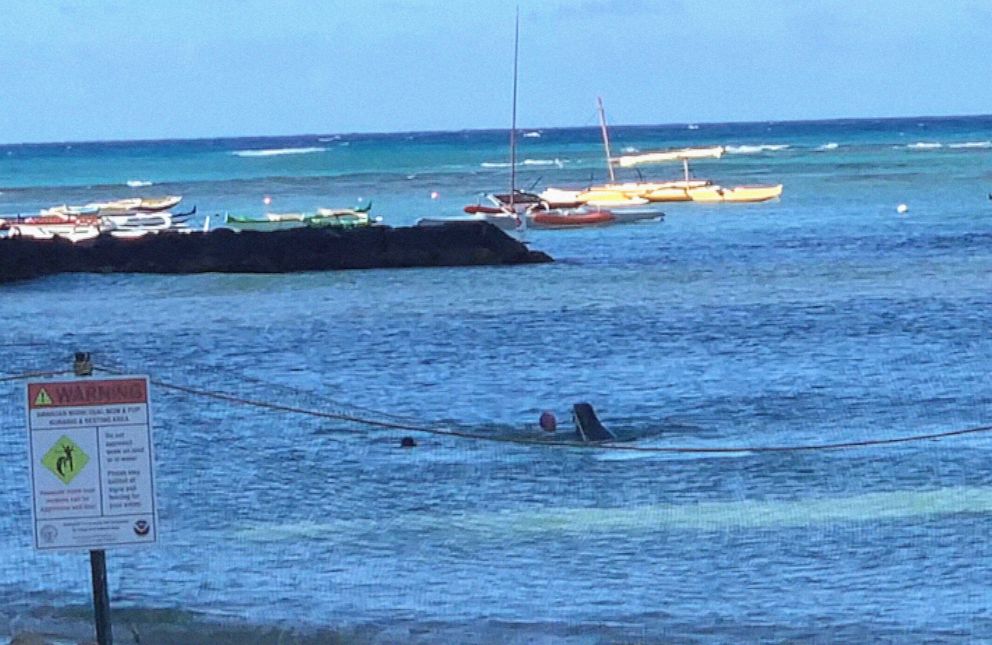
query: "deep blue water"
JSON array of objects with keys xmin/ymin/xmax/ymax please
[{"xmin": 2, "ymin": 116, "xmax": 992, "ymax": 643}]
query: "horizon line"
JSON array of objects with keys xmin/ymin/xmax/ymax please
[{"xmin": 2, "ymin": 111, "xmax": 991, "ymax": 148}]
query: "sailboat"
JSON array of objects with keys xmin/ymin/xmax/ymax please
[
  {"xmin": 543, "ymin": 99, "xmax": 782, "ymax": 204},
  {"xmin": 613, "ymin": 145, "xmax": 782, "ymax": 202},
  {"xmin": 419, "ymin": 10, "xmax": 615, "ymax": 230}
]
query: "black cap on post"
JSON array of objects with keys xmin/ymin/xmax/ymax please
[{"xmin": 73, "ymin": 352, "xmax": 93, "ymax": 377}]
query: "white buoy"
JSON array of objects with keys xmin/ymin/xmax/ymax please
[{"xmin": 897, "ymin": 203, "xmax": 909, "ymax": 214}]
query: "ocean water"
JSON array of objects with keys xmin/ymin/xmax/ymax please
[{"xmin": 2, "ymin": 116, "xmax": 992, "ymax": 643}]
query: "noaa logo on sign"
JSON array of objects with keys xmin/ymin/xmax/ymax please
[{"xmin": 133, "ymin": 520, "xmax": 150, "ymax": 536}]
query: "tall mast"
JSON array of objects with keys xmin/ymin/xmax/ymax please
[
  {"xmin": 597, "ymin": 96, "xmax": 616, "ymax": 182},
  {"xmin": 509, "ymin": 7, "xmax": 520, "ymax": 211}
]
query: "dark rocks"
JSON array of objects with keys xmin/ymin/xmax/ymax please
[
  {"xmin": 7, "ymin": 634, "xmax": 55, "ymax": 645},
  {"xmin": 0, "ymin": 222, "xmax": 552, "ymax": 283}
]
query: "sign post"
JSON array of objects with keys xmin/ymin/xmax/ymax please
[{"xmin": 26, "ymin": 355, "xmax": 157, "ymax": 645}]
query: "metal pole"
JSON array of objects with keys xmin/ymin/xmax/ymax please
[
  {"xmin": 74, "ymin": 352, "xmax": 113, "ymax": 645},
  {"xmin": 90, "ymin": 549, "xmax": 113, "ymax": 645},
  {"xmin": 508, "ymin": 6, "xmax": 520, "ymax": 212},
  {"xmin": 597, "ymin": 97, "xmax": 616, "ymax": 183}
]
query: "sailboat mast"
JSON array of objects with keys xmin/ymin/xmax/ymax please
[
  {"xmin": 597, "ymin": 96, "xmax": 616, "ymax": 183},
  {"xmin": 509, "ymin": 7, "xmax": 520, "ymax": 211}
]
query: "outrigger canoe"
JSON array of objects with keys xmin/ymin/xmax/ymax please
[
  {"xmin": 582, "ymin": 98, "xmax": 784, "ymax": 205},
  {"xmin": 225, "ymin": 205, "xmax": 377, "ymax": 232},
  {"xmin": 44, "ymin": 196, "xmax": 184, "ymax": 217}
]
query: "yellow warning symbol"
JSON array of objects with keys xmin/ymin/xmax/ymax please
[
  {"xmin": 42, "ymin": 436, "xmax": 89, "ymax": 485},
  {"xmin": 34, "ymin": 388, "xmax": 53, "ymax": 406}
]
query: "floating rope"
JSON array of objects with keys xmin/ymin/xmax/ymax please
[
  {"xmin": 0, "ymin": 369, "xmax": 72, "ymax": 383},
  {"xmin": 91, "ymin": 365, "xmax": 992, "ymax": 454}
]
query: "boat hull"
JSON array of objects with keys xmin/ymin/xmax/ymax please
[
  {"xmin": 528, "ymin": 209, "xmax": 615, "ymax": 229},
  {"xmin": 688, "ymin": 184, "xmax": 783, "ymax": 203},
  {"xmin": 417, "ymin": 213, "xmax": 521, "ymax": 230}
]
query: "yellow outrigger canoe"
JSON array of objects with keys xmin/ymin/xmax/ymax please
[{"xmin": 583, "ymin": 99, "xmax": 784, "ymax": 205}]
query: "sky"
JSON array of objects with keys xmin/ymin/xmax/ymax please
[{"xmin": 1, "ymin": 0, "xmax": 991, "ymax": 143}]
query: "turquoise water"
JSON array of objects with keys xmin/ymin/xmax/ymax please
[{"xmin": 2, "ymin": 117, "xmax": 992, "ymax": 642}]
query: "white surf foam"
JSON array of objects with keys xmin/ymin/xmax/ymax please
[
  {"xmin": 317, "ymin": 135, "xmax": 341, "ymax": 142},
  {"xmin": 233, "ymin": 485, "xmax": 992, "ymax": 542},
  {"xmin": 523, "ymin": 131, "xmax": 541, "ymax": 138},
  {"xmin": 948, "ymin": 141, "xmax": 992, "ymax": 149},
  {"xmin": 687, "ymin": 124, "xmax": 700, "ymax": 130},
  {"xmin": 818, "ymin": 142, "xmax": 840, "ymax": 151},
  {"xmin": 232, "ymin": 146, "xmax": 327, "ymax": 157},
  {"xmin": 622, "ymin": 146, "xmax": 639, "ymax": 153},
  {"xmin": 907, "ymin": 142, "xmax": 942, "ymax": 150},
  {"xmin": 725, "ymin": 144, "xmax": 790, "ymax": 154},
  {"xmin": 482, "ymin": 158, "xmax": 564, "ymax": 168},
  {"xmin": 126, "ymin": 179, "xmax": 153, "ymax": 187},
  {"xmin": 522, "ymin": 158, "xmax": 561, "ymax": 166},
  {"xmin": 467, "ymin": 485, "xmax": 992, "ymax": 534}
]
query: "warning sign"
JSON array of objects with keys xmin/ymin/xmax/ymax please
[{"xmin": 26, "ymin": 376, "xmax": 158, "ymax": 551}]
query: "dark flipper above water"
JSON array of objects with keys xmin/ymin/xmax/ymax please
[
  {"xmin": 173, "ymin": 205, "xmax": 197, "ymax": 220},
  {"xmin": 573, "ymin": 402, "xmax": 616, "ymax": 442}
]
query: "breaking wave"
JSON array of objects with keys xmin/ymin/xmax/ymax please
[
  {"xmin": 232, "ymin": 147, "xmax": 327, "ymax": 158},
  {"xmin": 481, "ymin": 158, "xmax": 565, "ymax": 168},
  {"xmin": 725, "ymin": 144, "xmax": 790, "ymax": 154},
  {"xmin": 818, "ymin": 142, "xmax": 839, "ymax": 151},
  {"xmin": 907, "ymin": 142, "xmax": 942, "ymax": 150},
  {"xmin": 126, "ymin": 179, "xmax": 153, "ymax": 187},
  {"xmin": 948, "ymin": 141, "xmax": 992, "ymax": 149}
]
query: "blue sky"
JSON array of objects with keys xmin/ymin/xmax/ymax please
[{"xmin": 1, "ymin": 0, "xmax": 991, "ymax": 143}]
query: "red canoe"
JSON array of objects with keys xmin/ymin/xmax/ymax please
[{"xmin": 529, "ymin": 209, "xmax": 616, "ymax": 229}]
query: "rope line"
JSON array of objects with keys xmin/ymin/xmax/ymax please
[
  {"xmin": 96, "ymin": 353, "xmax": 422, "ymax": 425},
  {"xmin": 92, "ymin": 365, "xmax": 992, "ymax": 454},
  {"xmin": 0, "ymin": 370, "xmax": 72, "ymax": 383}
]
